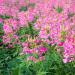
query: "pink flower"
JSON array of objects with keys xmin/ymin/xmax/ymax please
[
  {"xmin": 38, "ymin": 46, "xmax": 47, "ymax": 55},
  {"xmin": 22, "ymin": 42, "xmax": 29, "ymax": 47},
  {"xmin": 3, "ymin": 35, "xmax": 11, "ymax": 44},
  {"xmin": 58, "ymin": 42, "xmax": 64, "ymax": 46},
  {"xmin": 3, "ymin": 24, "xmax": 13, "ymax": 34},
  {"xmin": 18, "ymin": 11, "xmax": 28, "ymax": 27},
  {"xmin": 27, "ymin": 56, "xmax": 38, "ymax": 63},
  {"xmin": 63, "ymin": 36, "xmax": 75, "ymax": 63},
  {"xmin": 39, "ymin": 56, "xmax": 45, "ymax": 61},
  {"xmin": 13, "ymin": 35, "xmax": 19, "ymax": 41},
  {"xmin": 39, "ymin": 30, "xmax": 50, "ymax": 39},
  {"xmin": 26, "ymin": 10, "xmax": 34, "ymax": 22},
  {"xmin": 63, "ymin": 59, "xmax": 68, "ymax": 63},
  {"xmin": 0, "ymin": 6, "xmax": 8, "ymax": 15},
  {"xmin": 23, "ymin": 47, "xmax": 33, "ymax": 54},
  {"xmin": 34, "ymin": 39, "xmax": 41, "ymax": 45},
  {"xmin": 11, "ymin": 19, "xmax": 18, "ymax": 30}
]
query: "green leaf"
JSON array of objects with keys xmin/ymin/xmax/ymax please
[
  {"xmin": 17, "ymin": 27, "xmax": 29, "ymax": 36},
  {"xmin": 11, "ymin": 67, "xmax": 20, "ymax": 75},
  {"xmin": 0, "ymin": 38, "xmax": 2, "ymax": 43},
  {"xmin": 19, "ymin": 37, "xmax": 26, "ymax": 42},
  {"xmin": 56, "ymin": 6, "xmax": 63, "ymax": 13},
  {"xmin": 19, "ymin": 6, "xmax": 28, "ymax": 12},
  {"xmin": 0, "ymin": 15, "xmax": 10, "ymax": 19}
]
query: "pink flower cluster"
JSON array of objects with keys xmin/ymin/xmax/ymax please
[
  {"xmin": 21, "ymin": 36, "xmax": 47, "ymax": 62},
  {"xmin": 1, "ymin": 0, "xmax": 75, "ymax": 63},
  {"xmin": 33, "ymin": 0, "xmax": 75, "ymax": 63}
]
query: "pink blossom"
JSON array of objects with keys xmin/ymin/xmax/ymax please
[
  {"xmin": 10, "ymin": 19, "xmax": 18, "ymax": 30},
  {"xmin": 3, "ymin": 24, "xmax": 13, "ymax": 34},
  {"xmin": 26, "ymin": 11, "xmax": 34, "ymax": 22},
  {"xmin": 3, "ymin": 35, "xmax": 11, "ymax": 44},
  {"xmin": 38, "ymin": 46, "xmax": 47, "ymax": 55},
  {"xmin": 58, "ymin": 42, "xmax": 64, "ymax": 46},
  {"xmin": 27, "ymin": 56, "xmax": 38, "ymax": 63},
  {"xmin": 18, "ymin": 11, "xmax": 28, "ymax": 27},
  {"xmin": 63, "ymin": 59, "xmax": 68, "ymax": 63},
  {"xmin": 22, "ymin": 42, "xmax": 29, "ymax": 47},
  {"xmin": 23, "ymin": 47, "xmax": 33, "ymax": 54},
  {"xmin": 39, "ymin": 56, "xmax": 45, "ymax": 61},
  {"xmin": 0, "ymin": 18, "xmax": 3, "ymax": 23}
]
